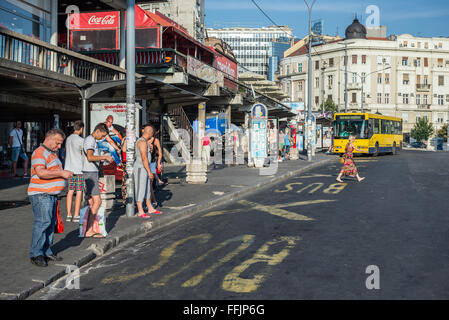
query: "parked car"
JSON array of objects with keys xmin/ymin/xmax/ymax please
[
  {"xmin": 410, "ymin": 141, "xmax": 427, "ymax": 148},
  {"xmin": 403, "ymin": 142, "xmax": 411, "ymax": 148}
]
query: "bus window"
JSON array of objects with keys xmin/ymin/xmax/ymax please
[
  {"xmin": 381, "ymin": 120, "xmax": 387, "ymax": 134},
  {"xmin": 387, "ymin": 121, "xmax": 392, "ymax": 134},
  {"xmin": 374, "ymin": 119, "xmax": 380, "ymax": 134}
]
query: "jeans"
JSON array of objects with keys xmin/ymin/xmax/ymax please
[{"xmin": 29, "ymin": 194, "xmax": 58, "ymax": 258}]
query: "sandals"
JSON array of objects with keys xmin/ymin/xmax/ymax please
[
  {"xmin": 66, "ymin": 216, "xmax": 72, "ymax": 222},
  {"xmin": 148, "ymin": 210, "xmax": 162, "ymax": 215},
  {"xmin": 73, "ymin": 216, "xmax": 80, "ymax": 223},
  {"xmin": 85, "ymin": 232, "xmax": 104, "ymax": 238},
  {"xmin": 138, "ymin": 213, "xmax": 151, "ymax": 219}
]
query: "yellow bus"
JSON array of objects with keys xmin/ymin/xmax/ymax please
[{"xmin": 332, "ymin": 113, "xmax": 403, "ymax": 156}]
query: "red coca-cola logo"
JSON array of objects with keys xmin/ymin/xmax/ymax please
[{"xmin": 87, "ymin": 15, "xmax": 116, "ymax": 25}]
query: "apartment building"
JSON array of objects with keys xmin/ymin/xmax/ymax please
[
  {"xmin": 206, "ymin": 26, "xmax": 293, "ymax": 78},
  {"xmin": 279, "ymin": 19, "xmax": 449, "ymax": 136}
]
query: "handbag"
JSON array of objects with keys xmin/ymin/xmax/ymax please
[
  {"xmin": 55, "ymin": 200, "xmax": 64, "ymax": 233},
  {"xmin": 339, "ymin": 157, "xmax": 345, "ymax": 164}
]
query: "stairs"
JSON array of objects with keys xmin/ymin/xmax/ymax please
[{"xmin": 162, "ymin": 106, "xmax": 194, "ymax": 164}]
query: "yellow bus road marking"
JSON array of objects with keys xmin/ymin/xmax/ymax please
[
  {"xmin": 353, "ymin": 159, "xmax": 378, "ymax": 162},
  {"xmin": 204, "ymin": 199, "xmax": 336, "ymax": 220},
  {"xmin": 101, "ymin": 234, "xmax": 212, "ymax": 284},
  {"xmin": 222, "ymin": 236, "xmax": 301, "ymax": 293}
]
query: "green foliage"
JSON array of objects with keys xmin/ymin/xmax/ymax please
[
  {"xmin": 324, "ymin": 98, "xmax": 338, "ymax": 115},
  {"xmin": 411, "ymin": 118, "xmax": 434, "ymax": 142},
  {"xmin": 436, "ymin": 123, "xmax": 448, "ymax": 142}
]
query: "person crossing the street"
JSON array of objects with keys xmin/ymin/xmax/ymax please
[{"xmin": 336, "ymin": 135, "xmax": 365, "ymax": 183}]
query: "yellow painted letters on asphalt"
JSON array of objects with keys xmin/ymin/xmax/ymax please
[
  {"xmin": 222, "ymin": 236, "xmax": 301, "ymax": 293},
  {"xmin": 181, "ymin": 235, "xmax": 255, "ymax": 288},
  {"xmin": 274, "ymin": 182, "xmax": 303, "ymax": 193},
  {"xmin": 237, "ymin": 200, "xmax": 315, "ymax": 221},
  {"xmin": 296, "ymin": 182, "xmax": 324, "ymax": 194},
  {"xmin": 323, "ymin": 183, "xmax": 348, "ymax": 194},
  {"xmin": 101, "ymin": 234, "xmax": 212, "ymax": 284}
]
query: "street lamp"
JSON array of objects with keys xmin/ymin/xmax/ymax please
[
  {"xmin": 304, "ymin": 0, "xmax": 316, "ymax": 162},
  {"xmin": 338, "ymin": 41, "xmax": 355, "ymax": 113}
]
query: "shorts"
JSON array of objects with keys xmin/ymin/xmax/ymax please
[
  {"xmin": 133, "ymin": 167, "xmax": 151, "ymax": 202},
  {"xmin": 12, "ymin": 147, "xmax": 27, "ymax": 162},
  {"xmin": 68, "ymin": 174, "xmax": 84, "ymax": 192},
  {"xmin": 150, "ymin": 162, "xmax": 157, "ymax": 174},
  {"xmin": 83, "ymin": 171, "xmax": 100, "ymax": 198}
]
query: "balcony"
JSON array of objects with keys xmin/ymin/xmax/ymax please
[
  {"xmin": 0, "ymin": 27, "xmax": 125, "ymax": 83},
  {"xmin": 416, "ymin": 84, "xmax": 431, "ymax": 91},
  {"xmin": 417, "ymin": 104, "xmax": 431, "ymax": 109}
]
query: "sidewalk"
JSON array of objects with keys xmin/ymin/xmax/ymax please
[{"xmin": 0, "ymin": 153, "xmax": 334, "ymax": 300}]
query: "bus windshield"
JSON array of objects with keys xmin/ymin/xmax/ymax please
[{"xmin": 334, "ymin": 119, "xmax": 371, "ymax": 139}]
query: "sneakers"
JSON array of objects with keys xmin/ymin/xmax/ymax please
[
  {"xmin": 45, "ymin": 254, "xmax": 63, "ymax": 262},
  {"xmin": 30, "ymin": 256, "xmax": 48, "ymax": 267}
]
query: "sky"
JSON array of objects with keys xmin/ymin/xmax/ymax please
[{"xmin": 205, "ymin": 0, "xmax": 449, "ymax": 39}]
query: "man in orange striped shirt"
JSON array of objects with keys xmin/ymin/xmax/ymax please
[{"xmin": 28, "ymin": 129, "xmax": 73, "ymax": 267}]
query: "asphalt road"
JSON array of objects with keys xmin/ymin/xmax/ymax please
[{"xmin": 31, "ymin": 150, "xmax": 449, "ymax": 300}]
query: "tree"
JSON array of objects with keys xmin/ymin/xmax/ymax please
[
  {"xmin": 436, "ymin": 123, "xmax": 448, "ymax": 142},
  {"xmin": 324, "ymin": 98, "xmax": 338, "ymax": 115},
  {"xmin": 411, "ymin": 118, "xmax": 434, "ymax": 142}
]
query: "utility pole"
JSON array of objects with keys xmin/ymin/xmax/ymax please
[
  {"xmin": 125, "ymin": 0, "xmax": 136, "ymax": 217},
  {"xmin": 304, "ymin": 0, "xmax": 316, "ymax": 162}
]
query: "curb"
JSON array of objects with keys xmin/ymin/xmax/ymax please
[{"xmin": 22, "ymin": 157, "xmax": 334, "ymax": 300}]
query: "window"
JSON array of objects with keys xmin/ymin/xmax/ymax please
[
  {"xmin": 298, "ymin": 63, "xmax": 302, "ymax": 72},
  {"xmin": 381, "ymin": 120, "xmax": 387, "ymax": 134},
  {"xmin": 415, "ymin": 58, "xmax": 421, "ymax": 67},
  {"xmin": 352, "ymin": 55, "xmax": 357, "ymax": 64},
  {"xmin": 402, "ymin": 113, "xmax": 409, "ymax": 123},
  {"xmin": 385, "ymin": 74, "xmax": 390, "ymax": 84},
  {"xmin": 377, "ymin": 74, "xmax": 382, "ymax": 84},
  {"xmin": 377, "ymin": 93, "xmax": 382, "ymax": 104},
  {"xmin": 315, "ymin": 77, "xmax": 320, "ymax": 88},
  {"xmin": 315, "ymin": 96, "xmax": 320, "ymax": 106},
  {"xmin": 418, "ymin": 42, "xmax": 421, "ymax": 48},
  {"xmin": 402, "ymin": 57, "xmax": 408, "ymax": 66},
  {"xmin": 385, "ymin": 93, "xmax": 390, "ymax": 104},
  {"xmin": 329, "ymin": 58, "xmax": 334, "ymax": 67},
  {"xmin": 438, "ymin": 58, "xmax": 444, "ymax": 67},
  {"xmin": 424, "ymin": 75, "xmax": 428, "ymax": 85},
  {"xmin": 438, "ymin": 113, "xmax": 444, "ymax": 123},
  {"xmin": 315, "ymin": 61, "xmax": 319, "ymax": 70},
  {"xmin": 352, "ymin": 73, "xmax": 357, "ymax": 83},
  {"xmin": 424, "ymin": 58, "xmax": 429, "ymax": 67},
  {"xmin": 328, "ymin": 75, "xmax": 333, "ymax": 87},
  {"xmin": 438, "ymin": 75, "xmax": 444, "ymax": 86},
  {"xmin": 423, "ymin": 95, "xmax": 428, "ymax": 104},
  {"xmin": 403, "ymin": 41, "xmax": 408, "ymax": 48},
  {"xmin": 403, "ymin": 74, "xmax": 410, "ymax": 85},
  {"xmin": 403, "ymin": 94, "xmax": 409, "ymax": 104},
  {"xmin": 298, "ymin": 81, "xmax": 303, "ymax": 92},
  {"xmin": 416, "ymin": 94, "xmax": 421, "ymax": 105},
  {"xmin": 374, "ymin": 119, "xmax": 380, "ymax": 134},
  {"xmin": 387, "ymin": 121, "xmax": 392, "ymax": 134},
  {"xmin": 438, "ymin": 95, "xmax": 444, "ymax": 105},
  {"xmin": 352, "ymin": 92, "xmax": 357, "ymax": 103},
  {"xmin": 425, "ymin": 42, "xmax": 429, "ymax": 49},
  {"xmin": 362, "ymin": 55, "xmax": 367, "ymax": 64},
  {"xmin": 286, "ymin": 65, "xmax": 290, "ymax": 75},
  {"xmin": 344, "ymin": 56, "xmax": 347, "ymax": 66}
]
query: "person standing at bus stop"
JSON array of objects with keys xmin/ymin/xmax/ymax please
[
  {"xmin": 336, "ymin": 135, "xmax": 365, "ymax": 183},
  {"xmin": 9, "ymin": 120, "xmax": 29, "ymax": 178}
]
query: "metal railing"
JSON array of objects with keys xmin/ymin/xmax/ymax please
[
  {"xmin": 167, "ymin": 105, "xmax": 194, "ymax": 153},
  {"xmin": 0, "ymin": 27, "xmax": 126, "ymax": 82},
  {"xmin": 416, "ymin": 84, "xmax": 431, "ymax": 91},
  {"xmin": 81, "ymin": 48, "xmax": 188, "ymax": 70}
]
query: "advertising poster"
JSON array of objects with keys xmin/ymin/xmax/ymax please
[{"xmin": 251, "ymin": 119, "xmax": 267, "ymax": 158}]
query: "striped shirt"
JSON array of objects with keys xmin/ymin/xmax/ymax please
[{"xmin": 28, "ymin": 145, "xmax": 66, "ymax": 196}]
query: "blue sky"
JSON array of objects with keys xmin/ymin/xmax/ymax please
[{"xmin": 205, "ymin": 0, "xmax": 449, "ymax": 38}]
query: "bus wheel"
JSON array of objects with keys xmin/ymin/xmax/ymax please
[
  {"xmin": 374, "ymin": 143, "xmax": 379, "ymax": 157},
  {"xmin": 392, "ymin": 142, "xmax": 397, "ymax": 155}
]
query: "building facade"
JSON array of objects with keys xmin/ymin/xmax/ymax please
[
  {"xmin": 279, "ymin": 22, "xmax": 449, "ymax": 137},
  {"xmin": 140, "ymin": 0, "xmax": 206, "ymax": 42},
  {"xmin": 206, "ymin": 26, "xmax": 293, "ymax": 78}
]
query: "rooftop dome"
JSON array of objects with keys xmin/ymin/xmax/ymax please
[{"xmin": 345, "ymin": 18, "xmax": 367, "ymax": 40}]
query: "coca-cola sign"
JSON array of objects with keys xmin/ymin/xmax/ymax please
[
  {"xmin": 88, "ymin": 15, "xmax": 116, "ymax": 26},
  {"xmin": 70, "ymin": 11, "xmax": 119, "ymax": 29}
]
